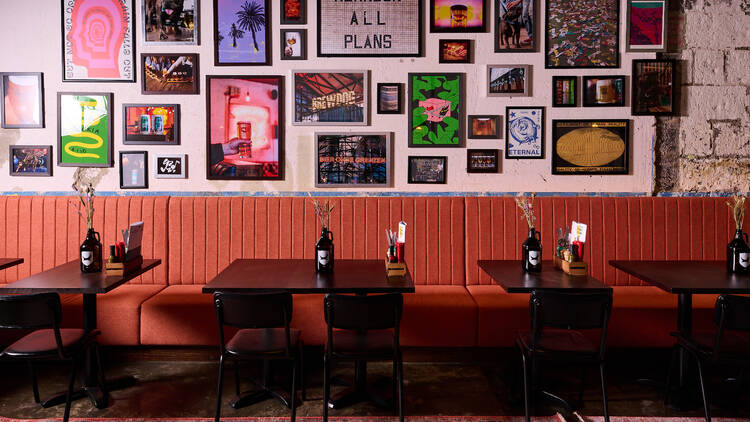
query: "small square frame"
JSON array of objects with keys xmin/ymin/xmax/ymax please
[
  {"xmin": 281, "ymin": 0, "xmax": 307, "ymax": 24},
  {"xmin": 468, "ymin": 115, "xmax": 500, "ymax": 139},
  {"xmin": 119, "ymin": 151, "xmax": 149, "ymax": 189},
  {"xmin": 154, "ymin": 154, "xmax": 187, "ymax": 179},
  {"xmin": 582, "ymin": 75, "xmax": 626, "ymax": 107},
  {"xmin": 9, "ymin": 145, "xmax": 52, "ymax": 176},
  {"xmin": 408, "ymin": 156, "xmax": 447, "ymax": 184},
  {"xmin": 280, "ymin": 29, "xmax": 308, "ymax": 60},
  {"xmin": 552, "ymin": 76, "xmax": 577, "ymax": 107},
  {"xmin": 438, "ymin": 39, "xmax": 471, "ymax": 63},
  {"xmin": 466, "ymin": 149, "xmax": 498, "ymax": 173},
  {"xmin": 1, "ymin": 72, "xmax": 44, "ymax": 129},
  {"xmin": 377, "ymin": 83, "xmax": 403, "ymax": 114}
]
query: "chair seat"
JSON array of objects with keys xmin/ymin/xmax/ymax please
[
  {"xmin": 226, "ymin": 328, "xmax": 300, "ymax": 356},
  {"xmin": 518, "ymin": 329, "xmax": 598, "ymax": 355},
  {"xmin": 2, "ymin": 328, "xmax": 90, "ymax": 357},
  {"xmin": 329, "ymin": 330, "xmax": 394, "ymax": 358},
  {"xmin": 673, "ymin": 330, "xmax": 750, "ymax": 358}
]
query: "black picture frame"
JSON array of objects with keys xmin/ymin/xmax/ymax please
[
  {"xmin": 315, "ymin": 132, "xmax": 392, "ymax": 187},
  {"xmin": 494, "ymin": 0, "xmax": 537, "ymax": 52},
  {"xmin": 9, "ymin": 145, "xmax": 52, "ymax": 177},
  {"xmin": 438, "ymin": 39, "xmax": 471, "ymax": 63},
  {"xmin": 551, "ymin": 119, "xmax": 630, "ymax": 175},
  {"xmin": 544, "ymin": 0, "xmax": 619, "ymax": 68},
  {"xmin": 468, "ymin": 115, "xmax": 500, "ymax": 139},
  {"xmin": 408, "ymin": 72, "xmax": 465, "ymax": 147},
  {"xmin": 407, "ymin": 156, "xmax": 447, "ymax": 184},
  {"xmin": 122, "ymin": 104, "xmax": 181, "ymax": 145},
  {"xmin": 430, "ymin": 0, "xmax": 488, "ymax": 33},
  {"xmin": 57, "ymin": 92, "xmax": 114, "ymax": 168},
  {"xmin": 140, "ymin": 54, "xmax": 200, "ymax": 95},
  {"xmin": 377, "ymin": 83, "xmax": 403, "ymax": 114},
  {"xmin": 281, "ymin": 0, "xmax": 307, "ymax": 24},
  {"xmin": 0, "ymin": 72, "xmax": 44, "ymax": 129},
  {"xmin": 119, "ymin": 151, "xmax": 149, "ymax": 189},
  {"xmin": 213, "ymin": 0, "xmax": 272, "ymax": 66},
  {"xmin": 632, "ymin": 59, "xmax": 676, "ymax": 116},
  {"xmin": 551, "ymin": 76, "xmax": 577, "ymax": 107},
  {"xmin": 505, "ymin": 106, "xmax": 544, "ymax": 159},
  {"xmin": 293, "ymin": 70, "xmax": 368, "ymax": 126},
  {"xmin": 466, "ymin": 149, "xmax": 499, "ymax": 173},
  {"xmin": 626, "ymin": 0, "xmax": 667, "ymax": 52},
  {"xmin": 280, "ymin": 29, "xmax": 307, "ymax": 60},
  {"xmin": 582, "ymin": 75, "xmax": 626, "ymax": 107}
]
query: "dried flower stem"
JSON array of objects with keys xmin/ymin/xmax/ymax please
[
  {"xmin": 727, "ymin": 195, "xmax": 746, "ymax": 231},
  {"xmin": 515, "ymin": 192, "xmax": 537, "ymax": 229},
  {"xmin": 310, "ymin": 195, "xmax": 335, "ymax": 229}
]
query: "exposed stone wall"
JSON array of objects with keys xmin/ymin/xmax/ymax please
[{"xmin": 656, "ymin": 0, "xmax": 750, "ymax": 193}]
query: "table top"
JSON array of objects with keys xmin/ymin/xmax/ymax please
[
  {"xmin": 610, "ymin": 260, "xmax": 750, "ymax": 294},
  {"xmin": 478, "ymin": 260, "xmax": 611, "ymax": 293},
  {"xmin": 202, "ymin": 259, "xmax": 415, "ymax": 294},
  {"xmin": 0, "ymin": 259, "xmax": 162, "ymax": 294},
  {"xmin": 0, "ymin": 258, "xmax": 23, "ymax": 271}
]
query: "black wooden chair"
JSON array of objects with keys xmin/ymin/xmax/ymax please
[
  {"xmin": 516, "ymin": 290, "xmax": 613, "ymax": 422},
  {"xmin": 213, "ymin": 291, "xmax": 303, "ymax": 422},
  {"xmin": 665, "ymin": 294, "xmax": 750, "ymax": 422},
  {"xmin": 0, "ymin": 292, "xmax": 100, "ymax": 422},
  {"xmin": 323, "ymin": 293, "xmax": 404, "ymax": 422}
]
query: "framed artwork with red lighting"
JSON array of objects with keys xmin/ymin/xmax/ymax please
[
  {"xmin": 430, "ymin": 0, "xmax": 487, "ymax": 33},
  {"xmin": 281, "ymin": 0, "xmax": 306, "ymax": 24},
  {"xmin": 1, "ymin": 72, "xmax": 44, "ymax": 129},
  {"xmin": 206, "ymin": 75, "xmax": 284, "ymax": 180},
  {"xmin": 438, "ymin": 39, "xmax": 471, "ymax": 63},
  {"xmin": 122, "ymin": 104, "xmax": 180, "ymax": 145},
  {"xmin": 626, "ymin": 0, "xmax": 667, "ymax": 52},
  {"xmin": 293, "ymin": 70, "xmax": 368, "ymax": 126},
  {"xmin": 61, "ymin": 0, "xmax": 136, "ymax": 82}
]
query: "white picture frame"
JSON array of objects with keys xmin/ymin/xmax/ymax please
[{"xmin": 154, "ymin": 153, "xmax": 187, "ymax": 178}]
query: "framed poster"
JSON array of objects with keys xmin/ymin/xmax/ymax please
[
  {"xmin": 552, "ymin": 75, "xmax": 577, "ymax": 107},
  {"xmin": 142, "ymin": 0, "xmax": 199, "ymax": 44},
  {"xmin": 61, "ymin": 0, "xmax": 135, "ymax": 82},
  {"xmin": 626, "ymin": 0, "xmax": 667, "ymax": 52},
  {"xmin": 9, "ymin": 145, "xmax": 52, "ymax": 177},
  {"xmin": 280, "ymin": 29, "xmax": 307, "ymax": 60},
  {"xmin": 57, "ymin": 92, "xmax": 113, "ymax": 167},
  {"xmin": 377, "ymin": 83, "xmax": 402, "ymax": 114},
  {"xmin": 545, "ymin": 0, "xmax": 619, "ymax": 68},
  {"xmin": 155, "ymin": 154, "xmax": 187, "ymax": 178},
  {"xmin": 583, "ymin": 76, "xmax": 625, "ymax": 107},
  {"xmin": 293, "ymin": 70, "xmax": 367, "ymax": 126},
  {"xmin": 551, "ymin": 119, "xmax": 629, "ymax": 175},
  {"xmin": 408, "ymin": 73, "xmax": 464, "ymax": 147},
  {"xmin": 214, "ymin": 0, "xmax": 270, "ymax": 65},
  {"xmin": 282, "ymin": 0, "xmax": 306, "ymax": 24},
  {"xmin": 315, "ymin": 132, "xmax": 391, "ymax": 187},
  {"xmin": 120, "ymin": 151, "xmax": 148, "ymax": 189},
  {"xmin": 467, "ymin": 149, "xmax": 499, "ymax": 173},
  {"xmin": 141, "ymin": 54, "xmax": 199, "ymax": 94},
  {"xmin": 1, "ymin": 72, "xmax": 44, "ymax": 129},
  {"xmin": 430, "ymin": 0, "xmax": 487, "ymax": 32},
  {"xmin": 487, "ymin": 65, "xmax": 530, "ymax": 97},
  {"xmin": 317, "ymin": 0, "xmax": 422, "ymax": 57},
  {"xmin": 122, "ymin": 104, "xmax": 180, "ymax": 145},
  {"xmin": 495, "ymin": 0, "xmax": 536, "ymax": 52},
  {"xmin": 408, "ymin": 156, "xmax": 446, "ymax": 184},
  {"xmin": 206, "ymin": 75, "xmax": 283, "ymax": 180},
  {"xmin": 439, "ymin": 39, "xmax": 471, "ymax": 63},
  {"xmin": 632, "ymin": 59, "xmax": 675, "ymax": 116},
  {"xmin": 505, "ymin": 106, "xmax": 543, "ymax": 159},
  {"xmin": 468, "ymin": 115, "xmax": 500, "ymax": 139}
]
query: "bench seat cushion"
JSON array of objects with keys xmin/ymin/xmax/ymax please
[
  {"xmin": 401, "ymin": 286, "xmax": 477, "ymax": 347},
  {"xmin": 467, "ymin": 285, "xmax": 529, "ymax": 347},
  {"xmin": 141, "ymin": 285, "xmax": 217, "ymax": 345}
]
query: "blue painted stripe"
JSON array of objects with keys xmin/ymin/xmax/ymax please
[{"xmin": 1, "ymin": 191, "xmax": 747, "ymax": 197}]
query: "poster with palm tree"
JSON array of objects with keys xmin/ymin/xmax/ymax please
[{"xmin": 214, "ymin": 0, "xmax": 270, "ymax": 65}]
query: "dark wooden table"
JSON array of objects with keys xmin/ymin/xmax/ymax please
[
  {"xmin": 0, "ymin": 257, "xmax": 23, "ymax": 271},
  {"xmin": 0, "ymin": 259, "xmax": 161, "ymax": 409},
  {"xmin": 203, "ymin": 258, "xmax": 415, "ymax": 411},
  {"xmin": 478, "ymin": 260, "xmax": 611, "ymax": 293}
]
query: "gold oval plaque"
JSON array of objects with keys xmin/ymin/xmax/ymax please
[{"xmin": 556, "ymin": 128, "xmax": 625, "ymax": 167}]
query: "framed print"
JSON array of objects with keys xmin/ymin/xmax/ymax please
[
  {"xmin": 545, "ymin": 0, "xmax": 619, "ymax": 68},
  {"xmin": 62, "ymin": 0, "xmax": 135, "ymax": 82},
  {"xmin": 467, "ymin": 149, "xmax": 498, "ymax": 173},
  {"xmin": 317, "ymin": 0, "xmax": 422, "ymax": 57},
  {"xmin": 1, "ymin": 72, "xmax": 44, "ymax": 128},
  {"xmin": 315, "ymin": 132, "xmax": 391, "ymax": 187},
  {"xmin": 123, "ymin": 104, "xmax": 180, "ymax": 145},
  {"xmin": 155, "ymin": 154, "xmax": 187, "ymax": 178},
  {"xmin": 141, "ymin": 54, "xmax": 199, "ymax": 95},
  {"xmin": 214, "ymin": 0, "xmax": 270, "ymax": 65},
  {"xmin": 632, "ymin": 59, "xmax": 675, "ymax": 116},
  {"xmin": 281, "ymin": 29, "xmax": 307, "ymax": 60},
  {"xmin": 583, "ymin": 76, "xmax": 626, "ymax": 107},
  {"xmin": 9, "ymin": 145, "xmax": 52, "ymax": 177},
  {"xmin": 281, "ymin": 0, "xmax": 306, "ymax": 24},
  {"xmin": 487, "ymin": 65, "xmax": 530, "ymax": 97},
  {"xmin": 57, "ymin": 92, "xmax": 113, "ymax": 167},
  {"xmin": 495, "ymin": 0, "xmax": 536, "ymax": 52},
  {"xmin": 551, "ymin": 119, "xmax": 629, "ymax": 175},
  {"xmin": 439, "ymin": 39, "xmax": 471, "ymax": 63},
  {"xmin": 552, "ymin": 76, "xmax": 577, "ymax": 107},
  {"xmin": 293, "ymin": 71, "xmax": 367, "ymax": 126},
  {"xmin": 120, "ymin": 151, "xmax": 149, "ymax": 189},
  {"xmin": 377, "ymin": 83, "xmax": 402, "ymax": 114},
  {"xmin": 143, "ymin": 0, "xmax": 199, "ymax": 44},
  {"xmin": 207, "ymin": 75, "xmax": 283, "ymax": 180},
  {"xmin": 408, "ymin": 156, "xmax": 446, "ymax": 184},
  {"xmin": 430, "ymin": 0, "xmax": 487, "ymax": 32},
  {"xmin": 627, "ymin": 0, "xmax": 667, "ymax": 52},
  {"xmin": 505, "ymin": 106, "xmax": 544, "ymax": 159},
  {"xmin": 468, "ymin": 115, "xmax": 500, "ymax": 139},
  {"xmin": 408, "ymin": 73, "xmax": 464, "ymax": 147}
]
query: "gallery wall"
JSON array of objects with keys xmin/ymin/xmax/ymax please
[{"xmin": 0, "ymin": 0, "xmax": 659, "ymax": 195}]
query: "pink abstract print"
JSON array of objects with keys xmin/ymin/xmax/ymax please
[{"xmin": 630, "ymin": 1, "xmax": 664, "ymax": 46}]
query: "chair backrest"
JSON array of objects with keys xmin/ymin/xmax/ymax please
[
  {"xmin": 0, "ymin": 293, "xmax": 67, "ymax": 359},
  {"xmin": 324, "ymin": 293, "xmax": 403, "ymax": 331},
  {"xmin": 213, "ymin": 291, "xmax": 293, "ymax": 355},
  {"xmin": 714, "ymin": 294, "xmax": 750, "ymax": 332}
]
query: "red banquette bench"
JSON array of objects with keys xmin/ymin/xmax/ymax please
[{"xmin": 1, "ymin": 195, "xmax": 747, "ymax": 349}]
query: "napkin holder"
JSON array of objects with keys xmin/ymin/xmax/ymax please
[
  {"xmin": 385, "ymin": 258, "xmax": 407, "ymax": 277},
  {"xmin": 554, "ymin": 256, "xmax": 588, "ymax": 276}
]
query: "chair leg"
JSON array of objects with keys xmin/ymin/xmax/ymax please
[
  {"xmin": 290, "ymin": 357, "xmax": 297, "ymax": 422},
  {"xmin": 521, "ymin": 351, "xmax": 531, "ymax": 422},
  {"xmin": 299, "ymin": 345, "xmax": 306, "ymax": 401},
  {"xmin": 233, "ymin": 358, "xmax": 241, "ymax": 397},
  {"xmin": 323, "ymin": 355, "xmax": 330, "ymax": 422},
  {"xmin": 215, "ymin": 354, "xmax": 225, "ymax": 422},
  {"xmin": 577, "ymin": 365, "xmax": 587, "ymax": 408},
  {"xmin": 63, "ymin": 357, "xmax": 78, "ymax": 422},
  {"xmin": 599, "ymin": 362, "xmax": 609, "ymax": 422},
  {"xmin": 664, "ymin": 345, "xmax": 679, "ymax": 406},
  {"xmin": 397, "ymin": 354, "xmax": 405, "ymax": 422},
  {"xmin": 28, "ymin": 361, "xmax": 40, "ymax": 403},
  {"xmin": 694, "ymin": 354, "xmax": 711, "ymax": 422}
]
